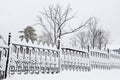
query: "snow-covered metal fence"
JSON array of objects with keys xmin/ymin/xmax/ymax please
[
  {"xmin": 61, "ymin": 48, "xmax": 90, "ymax": 71},
  {"xmin": 110, "ymin": 50, "xmax": 120, "ymax": 69},
  {"xmin": 89, "ymin": 50, "xmax": 111, "ymax": 70},
  {"xmin": 8, "ymin": 40, "xmax": 60, "ymax": 75},
  {"xmin": 1, "ymin": 34, "xmax": 120, "ymax": 79},
  {"xmin": 0, "ymin": 44, "xmax": 9, "ymax": 79}
]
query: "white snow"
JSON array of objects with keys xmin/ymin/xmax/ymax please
[{"xmin": 5, "ymin": 70, "xmax": 120, "ymax": 80}]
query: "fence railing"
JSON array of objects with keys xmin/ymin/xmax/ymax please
[
  {"xmin": 8, "ymin": 40, "xmax": 60, "ymax": 75},
  {"xmin": 61, "ymin": 48, "xmax": 90, "ymax": 71}
]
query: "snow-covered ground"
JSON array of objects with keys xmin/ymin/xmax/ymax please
[{"xmin": 5, "ymin": 70, "xmax": 120, "ymax": 80}]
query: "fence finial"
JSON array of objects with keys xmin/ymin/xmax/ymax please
[
  {"xmin": 8, "ymin": 32, "xmax": 11, "ymax": 46},
  {"xmin": 87, "ymin": 45, "xmax": 90, "ymax": 52},
  {"xmin": 57, "ymin": 39, "xmax": 60, "ymax": 50}
]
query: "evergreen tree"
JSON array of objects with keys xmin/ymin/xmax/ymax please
[{"xmin": 19, "ymin": 26, "xmax": 37, "ymax": 43}]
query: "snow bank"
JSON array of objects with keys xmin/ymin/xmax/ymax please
[{"xmin": 5, "ymin": 70, "xmax": 120, "ymax": 80}]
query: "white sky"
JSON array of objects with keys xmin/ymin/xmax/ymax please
[
  {"xmin": 1, "ymin": 1, "xmax": 120, "ymax": 79},
  {"xmin": 0, "ymin": 0, "xmax": 120, "ymax": 46}
]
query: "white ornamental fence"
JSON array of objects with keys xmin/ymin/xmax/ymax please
[
  {"xmin": 0, "ymin": 44, "xmax": 9, "ymax": 79},
  {"xmin": 61, "ymin": 48, "xmax": 90, "ymax": 71},
  {"xmin": 1, "ymin": 37, "xmax": 120, "ymax": 79},
  {"xmin": 8, "ymin": 40, "xmax": 60, "ymax": 75}
]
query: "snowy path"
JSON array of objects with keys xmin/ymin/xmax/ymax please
[{"xmin": 5, "ymin": 70, "xmax": 120, "ymax": 80}]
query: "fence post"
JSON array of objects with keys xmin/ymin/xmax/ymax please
[
  {"xmin": 8, "ymin": 33, "xmax": 11, "ymax": 46},
  {"xmin": 57, "ymin": 39, "xmax": 61, "ymax": 73},
  {"xmin": 87, "ymin": 45, "xmax": 91, "ymax": 71},
  {"xmin": 5, "ymin": 33, "xmax": 11, "ymax": 78},
  {"xmin": 57, "ymin": 39, "xmax": 60, "ymax": 50},
  {"xmin": 107, "ymin": 48, "xmax": 109, "ymax": 54},
  {"xmin": 87, "ymin": 45, "xmax": 90, "ymax": 52}
]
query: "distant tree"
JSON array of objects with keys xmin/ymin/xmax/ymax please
[
  {"xmin": 19, "ymin": 26, "xmax": 37, "ymax": 43},
  {"xmin": 76, "ymin": 31, "xmax": 89, "ymax": 49},
  {"xmin": 37, "ymin": 31, "xmax": 54, "ymax": 45},
  {"xmin": 87, "ymin": 18, "xmax": 110, "ymax": 50},
  {"xmin": 94, "ymin": 28, "xmax": 110, "ymax": 50},
  {"xmin": 101, "ymin": 30, "xmax": 110, "ymax": 50},
  {"xmin": 88, "ymin": 17, "xmax": 99, "ymax": 49},
  {"xmin": 70, "ymin": 36, "xmax": 78, "ymax": 48},
  {"xmin": 70, "ymin": 31, "xmax": 89, "ymax": 49},
  {"xmin": 71, "ymin": 17, "xmax": 110, "ymax": 50},
  {"xmin": 96, "ymin": 29, "xmax": 104, "ymax": 50},
  {"xmin": 35, "ymin": 4, "xmax": 93, "ymax": 49}
]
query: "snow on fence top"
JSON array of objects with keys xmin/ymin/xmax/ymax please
[
  {"xmin": 62, "ymin": 45, "xmax": 89, "ymax": 53},
  {"xmin": 90, "ymin": 49, "xmax": 109, "ymax": 54},
  {"xmin": 11, "ymin": 39, "xmax": 58, "ymax": 51},
  {"xmin": 61, "ymin": 47, "xmax": 88, "ymax": 54}
]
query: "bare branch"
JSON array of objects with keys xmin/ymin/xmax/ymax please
[
  {"xmin": 61, "ymin": 17, "xmax": 93, "ymax": 36},
  {"xmin": 36, "ymin": 4, "xmax": 94, "ymax": 48},
  {"xmin": 37, "ymin": 16, "xmax": 53, "ymax": 42}
]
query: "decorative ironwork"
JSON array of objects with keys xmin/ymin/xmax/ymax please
[{"xmin": 0, "ymin": 35, "xmax": 120, "ymax": 79}]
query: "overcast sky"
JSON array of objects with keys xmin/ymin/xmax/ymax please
[{"xmin": 0, "ymin": 0, "xmax": 120, "ymax": 46}]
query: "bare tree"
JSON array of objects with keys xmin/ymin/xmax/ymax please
[
  {"xmin": 96, "ymin": 28, "xmax": 110, "ymax": 50},
  {"xmin": 87, "ymin": 18, "xmax": 110, "ymax": 50},
  {"xmin": 37, "ymin": 31, "xmax": 54, "ymax": 45},
  {"xmin": 72, "ymin": 31, "xmax": 89, "ymax": 49},
  {"xmin": 34, "ymin": 4, "xmax": 93, "ymax": 49},
  {"xmin": 88, "ymin": 17, "xmax": 99, "ymax": 49},
  {"xmin": 96, "ymin": 29, "xmax": 105, "ymax": 50},
  {"xmin": 102, "ymin": 31, "xmax": 110, "ymax": 50},
  {"xmin": 70, "ymin": 36, "xmax": 78, "ymax": 48},
  {"xmin": 71, "ymin": 17, "xmax": 110, "ymax": 50}
]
